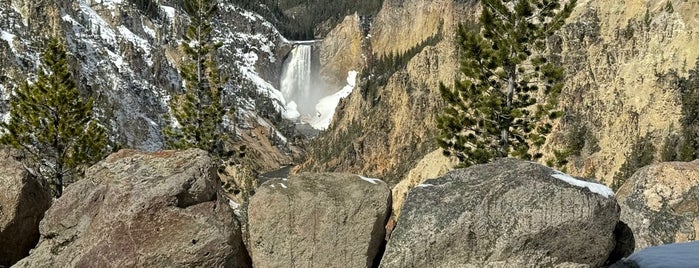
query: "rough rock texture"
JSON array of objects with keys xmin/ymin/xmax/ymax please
[
  {"xmin": 319, "ymin": 13, "xmax": 365, "ymax": 84},
  {"xmin": 13, "ymin": 149, "xmax": 250, "ymax": 268},
  {"xmin": 248, "ymin": 172, "xmax": 391, "ymax": 268},
  {"xmin": 549, "ymin": 0, "xmax": 699, "ymax": 183},
  {"xmin": 381, "ymin": 159, "xmax": 620, "ymax": 268},
  {"xmin": 616, "ymin": 160, "xmax": 699, "ymax": 250},
  {"xmin": 0, "ymin": 148, "xmax": 52, "ymax": 266},
  {"xmin": 391, "ymin": 149, "xmax": 455, "ymax": 219}
]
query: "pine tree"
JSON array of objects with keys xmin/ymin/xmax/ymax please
[
  {"xmin": 0, "ymin": 37, "xmax": 108, "ymax": 198},
  {"xmin": 165, "ymin": 0, "xmax": 230, "ymax": 158},
  {"xmin": 437, "ymin": 0, "xmax": 576, "ymax": 167}
]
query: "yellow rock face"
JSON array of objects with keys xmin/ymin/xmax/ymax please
[
  {"xmin": 307, "ymin": 0, "xmax": 699, "ymax": 187},
  {"xmin": 553, "ymin": 0, "xmax": 699, "ymax": 184}
]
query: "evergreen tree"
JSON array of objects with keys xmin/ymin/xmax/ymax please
[
  {"xmin": 437, "ymin": 0, "xmax": 576, "ymax": 167},
  {"xmin": 165, "ymin": 0, "xmax": 230, "ymax": 158},
  {"xmin": 0, "ymin": 37, "xmax": 108, "ymax": 198}
]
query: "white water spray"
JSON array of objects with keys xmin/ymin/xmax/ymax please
[{"xmin": 280, "ymin": 45, "xmax": 313, "ymax": 117}]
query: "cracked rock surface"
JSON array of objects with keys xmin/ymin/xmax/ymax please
[
  {"xmin": 13, "ymin": 149, "xmax": 250, "ymax": 268},
  {"xmin": 247, "ymin": 172, "xmax": 391, "ymax": 268}
]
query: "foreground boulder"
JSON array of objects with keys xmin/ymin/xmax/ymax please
[
  {"xmin": 381, "ymin": 159, "xmax": 619, "ymax": 267},
  {"xmin": 13, "ymin": 149, "xmax": 250, "ymax": 267},
  {"xmin": 0, "ymin": 148, "xmax": 52, "ymax": 266},
  {"xmin": 248, "ymin": 173, "xmax": 391, "ymax": 268},
  {"xmin": 616, "ymin": 160, "xmax": 699, "ymax": 250}
]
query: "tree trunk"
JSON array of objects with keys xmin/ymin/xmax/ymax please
[{"xmin": 502, "ymin": 65, "xmax": 515, "ymax": 156}]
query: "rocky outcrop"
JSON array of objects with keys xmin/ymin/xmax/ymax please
[
  {"xmin": 0, "ymin": 148, "xmax": 52, "ymax": 267},
  {"xmin": 616, "ymin": 160, "xmax": 699, "ymax": 250},
  {"xmin": 381, "ymin": 159, "xmax": 619, "ymax": 267},
  {"xmin": 248, "ymin": 172, "xmax": 391, "ymax": 268},
  {"xmin": 391, "ymin": 149, "xmax": 455, "ymax": 219},
  {"xmin": 319, "ymin": 13, "xmax": 365, "ymax": 84},
  {"xmin": 13, "ymin": 149, "xmax": 250, "ymax": 268}
]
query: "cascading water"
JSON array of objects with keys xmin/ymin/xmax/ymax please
[
  {"xmin": 279, "ymin": 43, "xmax": 357, "ymax": 130},
  {"xmin": 280, "ymin": 45, "xmax": 313, "ymax": 118}
]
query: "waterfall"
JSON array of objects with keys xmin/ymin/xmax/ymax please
[
  {"xmin": 280, "ymin": 45, "xmax": 313, "ymax": 117},
  {"xmin": 279, "ymin": 43, "xmax": 356, "ymax": 130}
]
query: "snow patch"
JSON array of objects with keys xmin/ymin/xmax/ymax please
[
  {"xmin": 160, "ymin": 6, "xmax": 176, "ymax": 20},
  {"xmin": 240, "ymin": 9, "xmax": 258, "ymax": 22},
  {"xmin": 551, "ymin": 171, "xmax": 614, "ymax": 198},
  {"xmin": 269, "ymin": 184, "xmax": 276, "ymax": 188},
  {"xmin": 359, "ymin": 175, "xmax": 381, "ymax": 185},
  {"xmin": 228, "ymin": 199, "xmax": 240, "ymax": 210},
  {"xmin": 142, "ymin": 22, "xmax": 156, "ymax": 39},
  {"xmin": 279, "ymin": 183, "xmax": 287, "ymax": 189},
  {"xmin": 117, "ymin": 25, "xmax": 152, "ymax": 66},
  {"xmin": 80, "ymin": 1, "xmax": 117, "ymax": 45},
  {"xmin": 0, "ymin": 30, "xmax": 16, "ymax": 53},
  {"xmin": 624, "ymin": 241, "xmax": 699, "ymax": 267},
  {"xmin": 417, "ymin": 183, "xmax": 434, "ymax": 188},
  {"xmin": 305, "ymin": 71, "xmax": 357, "ymax": 130},
  {"xmin": 99, "ymin": 0, "xmax": 123, "ymax": 10}
]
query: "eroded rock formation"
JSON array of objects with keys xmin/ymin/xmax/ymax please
[{"xmin": 13, "ymin": 149, "xmax": 250, "ymax": 268}]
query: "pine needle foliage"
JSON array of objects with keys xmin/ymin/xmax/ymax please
[
  {"xmin": 164, "ymin": 0, "xmax": 230, "ymax": 158},
  {"xmin": 0, "ymin": 37, "xmax": 108, "ymax": 198},
  {"xmin": 437, "ymin": 0, "xmax": 576, "ymax": 167}
]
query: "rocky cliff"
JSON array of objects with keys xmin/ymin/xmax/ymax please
[
  {"xmin": 550, "ymin": 0, "xmax": 699, "ymax": 184},
  {"xmin": 302, "ymin": 0, "xmax": 699, "ymax": 185},
  {"xmin": 300, "ymin": 0, "xmax": 477, "ymax": 184},
  {"xmin": 0, "ymin": 0, "xmax": 300, "ymax": 172}
]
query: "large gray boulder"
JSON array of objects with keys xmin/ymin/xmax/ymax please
[
  {"xmin": 248, "ymin": 173, "xmax": 391, "ymax": 268},
  {"xmin": 0, "ymin": 148, "xmax": 52, "ymax": 266},
  {"xmin": 616, "ymin": 160, "xmax": 699, "ymax": 250},
  {"xmin": 381, "ymin": 159, "xmax": 619, "ymax": 268},
  {"xmin": 13, "ymin": 149, "xmax": 250, "ymax": 268}
]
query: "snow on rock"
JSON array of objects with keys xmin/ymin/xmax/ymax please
[
  {"xmin": 141, "ymin": 21, "xmax": 156, "ymax": 39},
  {"xmin": 228, "ymin": 199, "xmax": 240, "ymax": 210},
  {"xmin": 551, "ymin": 171, "xmax": 614, "ymax": 198},
  {"xmin": 358, "ymin": 175, "xmax": 382, "ymax": 185},
  {"xmin": 0, "ymin": 30, "xmax": 16, "ymax": 53},
  {"xmin": 160, "ymin": 6, "xmax": 175, "ymax": 20},
  {"xmin": 79, "ymin": 1, "xmax": 117, "ymax": 45},
  {"xmin": 417, "ymin": 183, "xmax": 434, "ymax": 188},
  {"xmin": 99, "ymin": 0, "xmax": 124, "ymax": 10},
  {"xmin": 117, "ymin": 25, "xmax": 152, "ymax": 65},
  {"xmin": 306, "ymin": 71, "xmax": 357, "ymax": 130}
]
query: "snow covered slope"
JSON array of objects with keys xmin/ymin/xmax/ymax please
[{"xmin": 0, "ymin": 0, "xmax": 295, "ymax": 165}]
